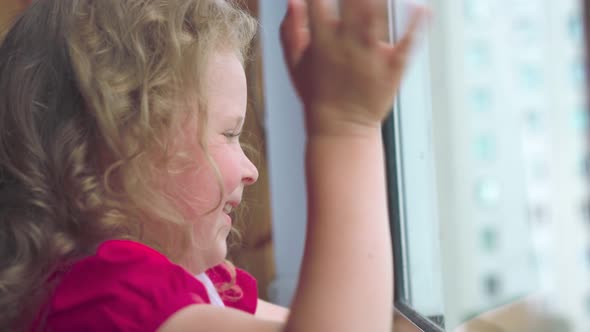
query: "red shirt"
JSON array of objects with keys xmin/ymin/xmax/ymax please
[{"xmin": 33, "ymin": 240, "xmax": 258, "ymax": 331}]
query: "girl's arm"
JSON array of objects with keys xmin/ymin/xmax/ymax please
[
  {"xmin": 159, "ymin": 0, "xmax": 427, "ymax": 331},
  {"xmin": 158, "ymin": 131, "xmax": 395, "ymax": 332},
  {"xmin": 287, "ymin": 128, "xmax": 392, "ymax": 331},
  {"xmin": 255, "ymin": 299, "xmax": 289, "ymax": 322}
]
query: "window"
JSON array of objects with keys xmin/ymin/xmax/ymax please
[{"xmin": 386, "ymin": 0, "xmax": 590, "ymax": 331}]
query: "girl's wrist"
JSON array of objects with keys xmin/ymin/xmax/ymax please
[{"xmin": 304, "ymin": 104, "xmax": 383, "ymax": 140}]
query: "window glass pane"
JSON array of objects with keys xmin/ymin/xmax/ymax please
[{"xmin": 390, "ymin": 0, "xmax": 590, "ymax": 330}]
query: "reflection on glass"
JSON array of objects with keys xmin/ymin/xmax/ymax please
[
  {"xmin": 568, "ymin": 13, "xmax": 583, "ymax": 42},
  {"xmin": 579, "ymin": 155, "xmax": 590, "ymax": 181},
  {"xmin": 481, "ymin": 227, "xmax": 498, "ymax": 252},
  {"xmin": 468, "ymin": 88, "xmax": 492, "ymax": 113},
  {"xmin": 572, "ymin": 60, "xmax": 586, "ymax": 87},
  {"xmin": 524, "ymin": 109, "xmax": 545, "ymax": 132},
  {"xmin": 393, "ymin": 0, "xmax": 590, "ymax": 330},
  {"xmin": 581, "ymin": 201, "xmax": 590, "ymax": 221},
  {"xmin": 512, "ymin": 17, "xmax": 541, "ymax": 45},
  {"xmin": 463, "ymin": 0, "xmax": 491, "ymax": 22},
  {"xmin": 530, "ymin": 160, "xmax": 548, "ymax": 180},
  {"xmin": 519, "ymin": 64, "xmax": 543, "ymax": 91},
  {"xmin": 528, "ymin": 204, "xmax": 549, "ymax": 225},
  {"xmin": 465, "ymin": 42, "xmax": 491, "ymax": 70},
  {"xmin": 474, "ymin": 178, "xmax": 501, "ymax": 207},
  {"xmin": 473, "ymin": 135, "xmax": 496, "ymax": 162},
  {"xmin": 572, "ymin": 107, "xmax": 589, "ymax": 132},
  {"xmin": 482, "ymin": 274, "xmax": 502, "ymax": 298}
]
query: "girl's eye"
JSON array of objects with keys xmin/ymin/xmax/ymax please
[{"xmin": 223, "ymin": 132, "xmax": 241, "ymax": 140}]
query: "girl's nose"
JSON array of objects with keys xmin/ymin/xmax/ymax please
[{"xmin": 242, "ymin": 155, "xmax": 259, "ymax": 186}]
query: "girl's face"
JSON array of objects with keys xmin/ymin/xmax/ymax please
[{"xmin": 166, "ymin": 50, "xmax": 258, "ymax": 273}]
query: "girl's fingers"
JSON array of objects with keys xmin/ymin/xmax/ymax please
[
  {"xmin": 388, "ymin": 4, "xmax": 429, "ymax": 67},
  {"xmin": 339, "ymin": 0, "xmax": 382, "ymax": 46},
  {"xmin": 306, "ymin": 0, "xmax": 331, "ymax": 38},
  {"xmin": 280, "ymin": 0, "xmax": 310, "ymax": 68}
]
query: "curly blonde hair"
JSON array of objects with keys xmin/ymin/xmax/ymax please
[{"xmin": 0, "ymin": 0, "xmax": 257, "ymax": 330}]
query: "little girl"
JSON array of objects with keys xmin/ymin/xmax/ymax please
[{"xmin": 0, "ymin": 0, "xmax": 426, "ymax": 331}]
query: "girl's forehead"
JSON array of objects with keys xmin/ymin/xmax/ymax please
[
  {"xmin": 203, "ymin": 52, "xmax": 248, "ymax": 112},
  {"xmin": 205, "ymin": 51, "xmax": 246, "ymax": 85}
]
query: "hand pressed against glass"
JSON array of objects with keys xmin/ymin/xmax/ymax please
[{"xmin": 281, "ymin": 0, "xmax": 428, "ymax": 137}]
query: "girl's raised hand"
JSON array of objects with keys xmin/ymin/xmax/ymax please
[{"xmin": 280, "ymin": 0, "xmax": 429, "ymax": 137}]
